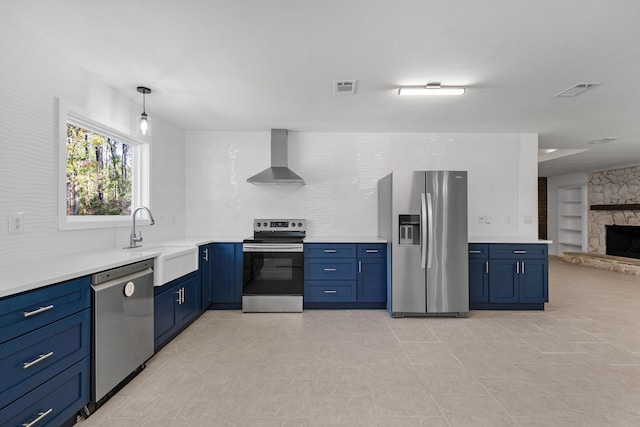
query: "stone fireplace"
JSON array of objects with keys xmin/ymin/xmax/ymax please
[{"xmin": 588, "ymin": 165, "xmax": 640, "ymax": 254}]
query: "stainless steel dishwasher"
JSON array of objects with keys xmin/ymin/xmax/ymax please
[{"xmin": 90, "ymin": 259, "xmax": 154, "ymax": 407}]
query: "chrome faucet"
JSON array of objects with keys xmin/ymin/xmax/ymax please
[{"xmin": 127, "ymin": 206, "xmax": 156, "ymax": 248}]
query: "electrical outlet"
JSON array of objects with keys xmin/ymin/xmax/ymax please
[
  {"xmin": 524, "ymin": 215, "xmax": 533, "ymax": 224},
  {"xmin": 8, "ymin": 213, "xmax": 24, "ymax": 234},
  {"xmin": 478, "ymin": 216, "xmax": 486, "ymax": 224}
]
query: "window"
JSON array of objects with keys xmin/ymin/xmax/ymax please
[
  {"xmin": 66, "ymin": 123, "xmax": 134, "ymax": 216},
  {"xmin": 57, "ymin": 99, "xmax": 150, "ymax": 230}
]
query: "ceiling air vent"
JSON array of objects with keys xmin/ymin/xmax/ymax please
[
  {"xmin": 334, "ymin": 80, "xmax": 357, "ymax": 95},
  {"xmin": 554, "ymin": 82, "xmax": 601, "ymax": 97}
]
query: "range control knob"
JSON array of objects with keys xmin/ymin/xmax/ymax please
[
  {"xmin": 291, "ymin": 222, "xmax": 296, "ymax": 227},
  {"xmin": 263, "ymin": 222, "xmax": 267, "ymax": 227},
  {"xmin": 256, "ymin": 222, "xmax": 261, "ymax": 227},
  {"xmin": 298, "ymin": 222, "xmax": 303, "ymax": 227}
]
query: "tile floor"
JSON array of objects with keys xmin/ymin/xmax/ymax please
[{"xmin": 79, "ymin": 258, "xmax": 640, "ymax": 426}]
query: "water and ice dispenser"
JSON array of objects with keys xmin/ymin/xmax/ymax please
[{"xmin": 399, "ymin": 215, "xmax": 420, "ymax": 246}]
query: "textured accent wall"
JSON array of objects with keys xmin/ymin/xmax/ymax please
[
  {"xmin": 185, "ymin": 131, "xmax": 539, "ymax": 240},
  {"xmin": 588, "ymin": 165, "xmax": 640, "ymax": 253},
  {"xmin": 0, "ymin": 27, "xmax": 186, "ymax": 268}
]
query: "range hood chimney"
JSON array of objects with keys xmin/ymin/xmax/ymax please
[{"xmin": 247, "ymin": 129, "xmax": 305, "ymax": 185}]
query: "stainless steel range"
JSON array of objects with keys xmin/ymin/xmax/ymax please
[{"xmin": 242, "ymin": 218, "xmax": 306, "ymax": 312}]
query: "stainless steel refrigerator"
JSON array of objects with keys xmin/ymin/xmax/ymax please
[{"xmin": 378, "ymin": 171, "xmax": 468, "ymax": 317}]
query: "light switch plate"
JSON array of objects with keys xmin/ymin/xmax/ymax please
[{"xmin": 8, "ymin": 213, "xmax": 24, "ymax": 234}]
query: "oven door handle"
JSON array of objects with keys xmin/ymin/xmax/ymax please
[{"xmin": 243, "ymin": 244, "xmax": 303, "ymax": 253}]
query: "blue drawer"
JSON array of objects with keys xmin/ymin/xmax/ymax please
[
  {"xmin": 305, "ymin": 244, "xmax": 356, "ymax": 259},
  {"xmin": 305, "ymin": 260, "xmax": 357, "ymax": 281},
  {"xmin": 468, "ymin": 244, "xmax": 489, "ymax": 258},
  {"xmin": 0, "ymin": 276, "xmax": 90, "ymax": 344},
  {"xmin": 305, "ymin": 281, "xmax": 356, "ymax": 302},
  {"xmin": 357, "ymin": 244, "xmax": 386, "ymax": 259},
  {"xmin": 489, "ymin": 244, "xmax": 548, "ymax": 259},
  {"xmin": 0, "ymin": 357, "xmax": 89, "ymax": 426},
  {"xmin": 0, "ymin": 309, "xmax": 90, "ymax": 409}
]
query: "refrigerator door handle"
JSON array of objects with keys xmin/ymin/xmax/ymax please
[
  {"xmin": 426, "ymin": 192, "xmax": 434, "ymax": 269},
  {"xmin": 420, "ymin": 193, "xmax": 427, "ymax": 269}
]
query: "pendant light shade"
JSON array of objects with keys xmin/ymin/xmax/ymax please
[{"xmin": 137, "ymin": 86, "xmax": 152, "ymax": 136}]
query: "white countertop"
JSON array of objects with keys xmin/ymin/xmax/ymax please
[
  {"xmin": 468, "ymin": 237, "xmax": 552, "ymax": 244},
  {"xmin": 1, "ymin": 234, "xmax": 549, "ymax": 300},
  {"xmin": 304, "ymin": 237, "xmax": 388, "ymax": 243},
  {"xmin": 0, "ymin": 249, "xmax": 160, "ymax": 299}
]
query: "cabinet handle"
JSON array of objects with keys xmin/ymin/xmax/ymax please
[
  {"xmin": 324, "ymin": 290, "xmax": 337, "ymax": 294},
  {"xmin": 176, "ymin": 289, "xmax": 182, "ymax": 304},
  {"xmin": 358, "ymin": 261, "xmax": 362, "ymax": 273},
  {"xmin": 469, "ymin": 250, "xmax": 481, "ymax": 254},
  {"xmin": 23, "ymin": 351, "xmax": 54, "ymax": 369},
  {"xmin": 22, "ymin": 408, "xmax": 53, "ymax": 427},
  {"xmin": 513, "ymin": 250, "xmax": 527, "ymax": 254},
  {"xmin": 181, "ymin": 288, "xmax": 185, "ymax": 304},
  {"xmin": 485, "ymin": 261, "xmax": 489, "ymax": 274},
  {"xmin": 516, "ymin": 262, "xmax": 520, "ymax": 274},
  {"xmin": 324, "ymin": 249, "xmax": 337, "ymax": 253},
  {"xmin": 324, "ymin": 268, "xmax": 337, "ymax": 272},
  {"xmin": 23, "ymin": 305, "xmax": 54, "ymax": 318},
  {"xmin": 203, "ymin": 248, "xmax": 209, "ymax": 262},
  {"xmin": 521, "ymin": 261, "xmax": 525, "ymax": 274},
  {"xmin": 365, "ymin": 249, "xmax": 379, "ymax": 253}
]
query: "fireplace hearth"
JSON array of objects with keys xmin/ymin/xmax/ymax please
[{"xmin": 606, "ymin": 225, "xmax": 640, "ymax": 259}]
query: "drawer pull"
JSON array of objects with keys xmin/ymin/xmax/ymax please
[
  {"xmin": 365, "ymin": 249, "xmax": 379, "ymax": 253},
  {"xmin": 22, "ymin": 408, "xmax": 53, "ymax": 427},
  {"xmin": 469, "ymin": 250, "xmax": 481, "ymax": 254},
  {"xmin": 513, "ymin": 250, "xmax": 527, "ymax": 254},
  {"xmin": 324, "ymin": 268, "xmax": 337, "ymax": 272},
  {"xmin": 23, "ymin": 351, "xmax": 54, "ymax": 369},
  {"xmin": 324, "ymin": 250, "xmax": 337, "ymax": 253},
  {"xmin": 23, "ymin": 305, "xmax": 54, "ymax": 318},
  {"xmin": 324, "ymin": 290, "xmax": 337, "ymax": 294}
]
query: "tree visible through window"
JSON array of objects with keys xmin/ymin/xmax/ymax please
[{"xmin": 66, "ymin": 123, "xmax": 133, "ymax": 216}]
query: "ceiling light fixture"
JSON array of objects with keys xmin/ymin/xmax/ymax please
[
  {"xmin": 553, "ymin": 82, "xmax": 601, "ymax": 98},
  {"xmin": 137, "ymin": 86, "xmax": 152, "ymax": 136},
  {"xmin": 398, "ymin": 82, "xmax": 465, "ymax": 96},
  {"xmin": 589, "ymin": 137, "xmax": 617, "ymax": 145}
]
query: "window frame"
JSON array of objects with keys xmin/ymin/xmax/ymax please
[{"xmin": 57, "ymin": 98, "xmax": 151, "ymax": 230}]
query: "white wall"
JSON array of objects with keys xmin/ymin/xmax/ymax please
[
  {"xmin": 547, "ymin": 172, "xmax": 589, "ymax": 255},
  {"xmin": 0, "ymin": 27, "xmax": 187, "ymax": 267},
  {"xmin": 185, "ymin": 131, "xmax": 539, "ymax": 240}
]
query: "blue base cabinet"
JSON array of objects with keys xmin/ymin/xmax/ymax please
[
  {"xmin": 304, "ymin": 243, "xmax": 386, "ymax": 308},
  {"xmin": 200, "ymin": 245, "xmax": 213, "ymax": 310},
  {"xmin": 468, "ymin": 244, "xmax": 489, "ymax": 303},
  {"xmin": 0, "ymin": 277, "xmax": 91, "ymax": 425},
  {"xmin": 469, "ymin": 243, "xmax": 548, "ymax": 310},
  {"xmin": 209, "ymin": 243, "xmax": 243, "ymax": 309},
  {"xmin": 154, "ymin": 271, "xmax": 200, "ymax": 351},
  {"xmin": 356, "ymin": 244, "xmax": 387, "ymax": 303}
]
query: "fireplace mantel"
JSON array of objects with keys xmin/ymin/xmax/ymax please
[{"xmin": 590, "ymin": 204, "xmax": 640, "ymax": 211}]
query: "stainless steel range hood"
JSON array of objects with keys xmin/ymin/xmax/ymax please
[{"xmin": 247, "ymin": 129, "xmax": 305, "ymax": 185}]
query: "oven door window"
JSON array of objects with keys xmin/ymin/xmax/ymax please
[{"xmin": 243, "ymin": 252, "xmax": 303, "ymax": 295}]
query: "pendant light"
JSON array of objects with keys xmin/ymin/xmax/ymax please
[{"xmin": 137, "ymin": 86, "xmax": 152, "ymax": 136}]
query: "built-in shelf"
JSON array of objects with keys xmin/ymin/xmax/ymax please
[
  {"xmin": 590, "ymin": 204, "xmax": 640, "ymax": 211},
  {"xmin": 558, "ymin": 185, "xmax": 588, "ymax": 254}
]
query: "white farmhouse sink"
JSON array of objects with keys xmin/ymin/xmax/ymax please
[{"xmin": 128, "ymin": 245, "xmax": 198, "ymax": 286}]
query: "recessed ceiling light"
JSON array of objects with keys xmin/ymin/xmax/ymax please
[
  {"xmin": 553, "ymin": 82, "xmax": 601, "ymax": 97},
  {"xmin": 589, "ymin": 137, "xmax": 618, "ymax": 145},
  {"xmin": 398, "ymin": 82, "xmax": 465, "ymax": 96}
]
